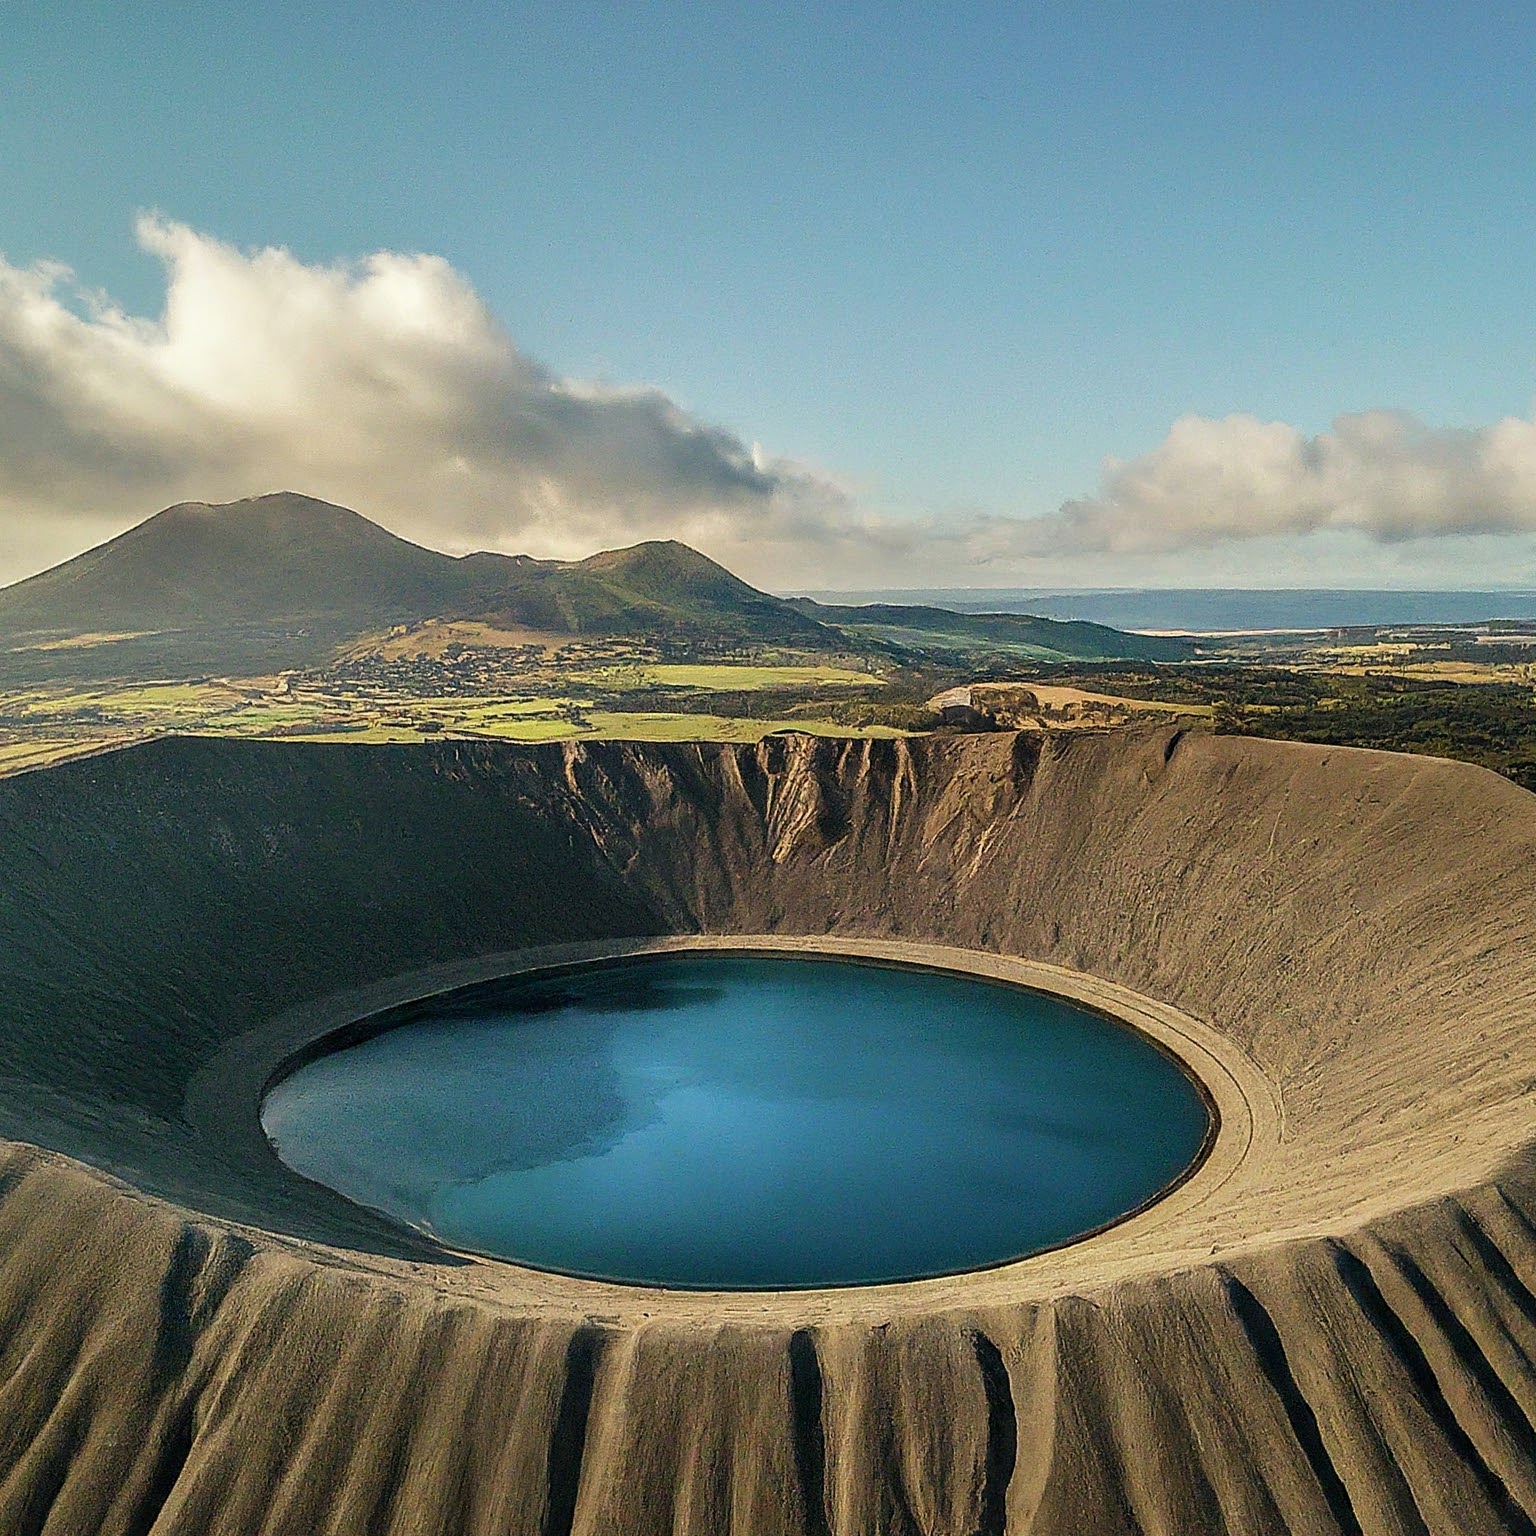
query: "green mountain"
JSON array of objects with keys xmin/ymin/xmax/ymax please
[
  {"xmin": 461, "ymin": 539, "xmax": 829, "ymax": 645},
  {"xmin": 0, "ymin": 492, "xmax": 1191, "ymax": 680},
  {"xmin": 0, "ymin": 493, "xmax": 464, "ymax": 635},
  {"xmin": 790, "ymin": 599, "xmax": 1195, "ymax": 663},
  {"xmin": 0, "ymin": 494, "xmax": 831, "ymax": 678}
]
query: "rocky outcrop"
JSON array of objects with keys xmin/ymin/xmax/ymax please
[{"xmin": 1, "ymin": 728, "xmax": 1535, "ymax": 1533}]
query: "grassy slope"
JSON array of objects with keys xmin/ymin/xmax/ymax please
[
  {"xmin": 0, "ymin": 499, "xmax": 838, "ymax": 670},
  {"xmin": 792, "ymin": 598, "xmax": 1196, "ymax": 662},
  {"xmin": 0, "ymin": 497, "xmax": 1188, "ymax": 684},
  {"xmin": 0, "ymin": 493, "xmax": 458, "ymax": 634}
]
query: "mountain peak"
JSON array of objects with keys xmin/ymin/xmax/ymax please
[
  {"xmin": 0, "ymin": 492, "xmax": 454, "ymax": 637},
  {"xmin": 164, "ymin": 490, "xmax": 339, "ymax": 513},
  {"xmin": 576, "ymin": 539, "xmax": 762, "ymax": 599},
  {"xmin": 144, "ymin": 491, "xmax": 407, "ymax": 539},
  {"xmin": 0, "ymin": 493, "xmax": 831, "ymax": 667}
]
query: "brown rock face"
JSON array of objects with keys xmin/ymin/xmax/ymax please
[{"xmin": 1, "ymin": 727, "xmax": 1535, "ymax": 1534}]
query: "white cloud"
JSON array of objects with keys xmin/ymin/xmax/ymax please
[
  {"xmin": 1014, "ymin": 409, "xmax": 1536, "ymax": 557},
  {"xmin": 4, "ymin": 220, "xmax": 1536, "ymax": 592},
  {"xmin": 0, "ymin": 216, "xmax": 857, "ymax": 583}
]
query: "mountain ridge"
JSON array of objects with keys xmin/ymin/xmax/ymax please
[
  {"xmin": 0, "ymin": 492, "xmax": 1192, "ymax": 677},
  {"xmin": 788, "ymin": 597, "xmax": 1193, "ymax": 664}
]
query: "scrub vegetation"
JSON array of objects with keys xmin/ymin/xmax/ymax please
[{"xmin": 1000, "ymin": 661, "xmax": 1536, "ymax": 792}]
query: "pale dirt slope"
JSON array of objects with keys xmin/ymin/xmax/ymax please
[{"xmin": 0, "ymin": 728, "xmax": 1535, "ymax": 1533}]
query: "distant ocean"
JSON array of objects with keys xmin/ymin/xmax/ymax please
[{"xmin": 790, "ymin": 588, "xmax": 1536, "ymax": 633}]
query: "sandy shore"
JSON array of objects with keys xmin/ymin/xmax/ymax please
[
  {"xmin": 1, "ymin": 726, "xmax": 1535, "ymax": 1533},
  {"xmin": 183, "ymin": 935, "xmax": 1274, "ymax": 1324}
]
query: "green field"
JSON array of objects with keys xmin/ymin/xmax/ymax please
[
  {"xmin": 8, "ymin": 682, "xmax": 242, "ymax": 719},
  {"xmin": 262, "ymin": 726, "xmax": 435, "ymax": 745},
  {"xmin": 571, "ymin": 662, "xmax": 881, "ymax": 692},
  {"xmin": 455, "ymin": 714, "xmax": 584, "ymax": 742},
  {"xmin": 0, "ymin": 736, "xmax": 141, "ymax": 773},
  {"xmin": 0, "ymin": 659, "xmax": 915, "ymax": 776},
  {"xmin": 577, "ymin": 712, "xmax": 904, "ymax": 742},
  {"xmin": 247, "ymin": 713, "xmax": 906, "ymax": 747}
]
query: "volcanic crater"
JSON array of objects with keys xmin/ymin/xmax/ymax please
[{"xmin": 1, "ymin": 725, "xmax": 1534, "ymax": 1535}]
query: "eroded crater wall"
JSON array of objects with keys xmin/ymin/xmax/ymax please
[{"xmin": 1, "ymin": 729, "xmax": 1535, "ymax": 1535}]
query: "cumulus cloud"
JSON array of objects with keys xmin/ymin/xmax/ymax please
[
  {"xmin": 1010, "ymin": 409, "xmax": 1536, "ymax": 558},
  {"xmin": 5, "ymin": 218, "xmax": 1536, "ymax": 591},
  {"xmin": 0, "ymin": 216, "xmax": 858, "ymax": 582}
]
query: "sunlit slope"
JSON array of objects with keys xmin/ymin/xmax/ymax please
[
  {"xmin": 0, "ymin": 494, "xmax": 839, "ymax": 677},
  {"xmin": 0, "ymin": 493, "xmax": 830, "ymax": 641},
  {"xmin": 0, "ymin": 493, "xmax": 462, "ymax": 632},
  {"xmin": 0, "ymin": 492, "xmax": 1191, "ymax": 680},
  {"xmin": 791, "ymin": 597, "xmax": 1195, "ymax": 662},
  {"xmin": 465, "ymin": 539, "xmax": 830, "ymax": 644}
]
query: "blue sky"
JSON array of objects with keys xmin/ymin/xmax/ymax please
[{"xmin": 4, "ymin": 1, "xmax": 1536, "ymax": 587}]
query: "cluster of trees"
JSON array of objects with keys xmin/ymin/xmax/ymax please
[
  {"xmin": 1218, "ymin": 682, "xmax": 1536, "ymax": 792},
  {"xmin": 1008, "ymin": 662, "xmax": 1536, "ymax": 793}
]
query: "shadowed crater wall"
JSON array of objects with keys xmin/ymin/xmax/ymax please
[{"xmin": 1, "ymin": 728, "xmax": 1535, "ymax": 1534}]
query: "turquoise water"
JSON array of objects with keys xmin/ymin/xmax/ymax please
[{"xmin": 262, "ymin": 955, "xmax": 1210, "ymax": 1289}]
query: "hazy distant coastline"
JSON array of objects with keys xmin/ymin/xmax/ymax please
[{"xmin": 788, "ymin": 587, "xmax": 1536, "ymax": 633}]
